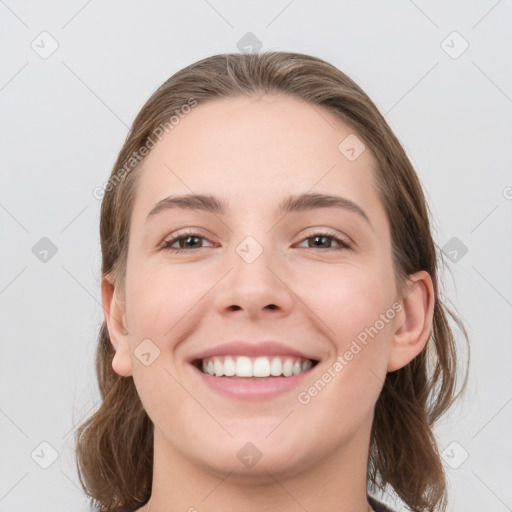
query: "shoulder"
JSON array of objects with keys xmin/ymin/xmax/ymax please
[{"xmin": 368, "ymin": 495, "xmax": 397, "ymax": 512}]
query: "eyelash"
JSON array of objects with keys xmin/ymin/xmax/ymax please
[{"xmin": 161, "ymin": 229, "xmax": 352, "ymax": 253}]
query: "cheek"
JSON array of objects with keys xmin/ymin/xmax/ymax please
[
  {"xmin": 123, "ymin": 260, "xmax": 216, "ymax": 405},
  {"xmin": 295, "ymin": 261, "xmax": 395, "ymax": 397},
  {"xmin": 123, "ymin": 264, "xmax": 198, "ymax": 421},
  {"xmin": 299, "ymin": 260, "xmax": 396, "ymax": 339},
  {"xmin": 124, "ymin": 261, "xmax": 204, "ymax": 337}
]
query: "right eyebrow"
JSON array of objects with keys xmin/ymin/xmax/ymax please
[{"xmin": 146, "ymin": 194, "xmax": 226, "ymax": 221}]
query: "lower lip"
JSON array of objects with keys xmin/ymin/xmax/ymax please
[{"xmin": 191, "ymin": 364, "xmax": 315, "ymax": 400}]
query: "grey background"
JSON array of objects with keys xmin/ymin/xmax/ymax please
[{"xmin": 1, "ymin": 1, "xmax": 511, "ymax": 511}]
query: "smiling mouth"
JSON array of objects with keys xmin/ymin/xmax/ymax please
[{"xmin": 192, "ymin": 355, "xmax": 319, "ymax": 378}]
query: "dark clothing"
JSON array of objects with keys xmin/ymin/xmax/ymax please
[{"xmin": 368, "ymin": 495, "xmax": 396, "ymax": 512}]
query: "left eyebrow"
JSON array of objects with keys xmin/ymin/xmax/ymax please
[
  {"xmin": 146, "ymin": 192, "xmax": 372, "ymax": 229},
  {"xmin": 278, "ymin": 192, "xmax": 371, "ymax": 227}
]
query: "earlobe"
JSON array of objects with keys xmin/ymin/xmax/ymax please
[
  {"xmin": 387, "ymin": 270, "xmax": 435, "ymax": 372},
  {"xmin": 101, "ymin": 273, "xmax": 133, "ymax": 377}
]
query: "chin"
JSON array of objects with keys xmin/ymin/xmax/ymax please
[
  {"xmin": 206, "ymin": 451, "xmax": 308, "ymax": 481},
  {"xmin": 185, "ymin": 434, "xmax": 314, "ymax": 480}
]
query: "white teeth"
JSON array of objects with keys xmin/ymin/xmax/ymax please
[
  {"xmin": 270, "ymin": 357, "xmax": 282, "ymax": 376},
  {"xmin": 223, "ymin": 356, "xmax": 236, "ymax": 376},
  {"xmin": 213, "ymin": 358, "xmax": 224, "ymax": 377},
  {"xmin": 253, "ymin": 357, "xmax": 271, "ymax": 377},
  {"xmin": 198, "ymin": 355, "xmax": 315, "ymax": 378},
  {"xmin": 282, "ymin": 359, "xmax": 293, "ymax": 377},
  {"xmin": 235, "ymin": 356, "xmax": 252, "ymax": 377}
]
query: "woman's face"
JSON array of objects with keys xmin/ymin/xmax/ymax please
[{"xmin": 111, "ymin": 94, "xmax": 406, "ymax": 478}]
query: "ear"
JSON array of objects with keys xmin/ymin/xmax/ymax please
[
  {"xmin": 101, "ymin": 273, "xmax": 133, "ymax": 377},
  {"xmin": 387, "ymin": 270, "xmax": 435, "ymax": 372}
]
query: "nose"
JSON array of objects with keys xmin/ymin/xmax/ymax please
[{"xmin": 214, "ymin": 238, "xmax": 294, "ymax": 321}]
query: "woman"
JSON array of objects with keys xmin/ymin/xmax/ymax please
[{"xmin": 75, "ymin": 51, "xmax": 469, "ymax": 512}]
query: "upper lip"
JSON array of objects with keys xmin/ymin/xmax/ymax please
[{"xmin": 188, "ymin": 341, "xmax": 320, "ymax": 363}]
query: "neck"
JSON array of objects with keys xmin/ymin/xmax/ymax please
[{"xmin": 146, "ymin": 420, "xmax": 373, "ymax": 512}]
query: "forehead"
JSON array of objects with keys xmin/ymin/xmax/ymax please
[{"xmin": 131, "ymin": 94, "xmax": 384, "ymax": 224}]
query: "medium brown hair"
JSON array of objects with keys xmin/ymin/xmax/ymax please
[{"xmin": 75, "ymin": 51, "xmax": 469, "ymax": 512}]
